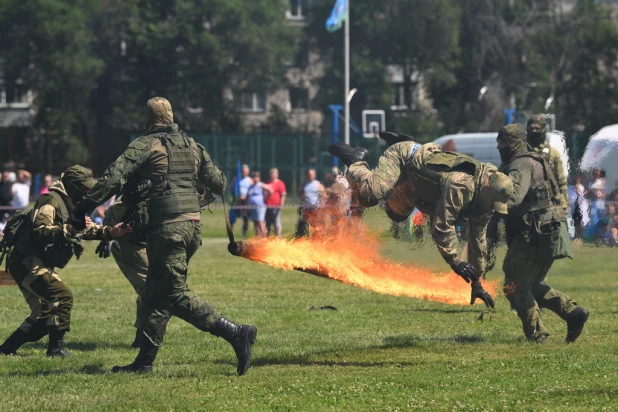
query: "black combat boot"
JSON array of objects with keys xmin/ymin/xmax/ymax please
[
  {"xmin": 47, "ymin": 330, "xmax": 71, "ymax": 357},
  {"xmin": 131, "ymin": 329, "xmax": 142, "ymax": 349},
  {"xmin": 112, "ymin": 339, "xmax": 158, "ymax": 373},
  {"xmin": 566, "ymin": 307, "xmax": 589, "ymax": 343},
  {"xmin": 212, "ymin": 317, "xmax": 257, "ymax": 376},
  {"xmin": 328, "ymin": 143, "xmax": 369, "ymax": 167},
  {"xmin": 378, "ymin": 131, "xmax": 415, "ymax": 147},
  {"xmin": 0, "ymin": 329, "xmax": 26, "ymax": 356}
]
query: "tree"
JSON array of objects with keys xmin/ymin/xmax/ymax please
[
  {"xmin": 0, "ymin": 0, "xmax": 102, "ymax": 173},
  {"xmin": 89, "ymin": 0, "xmax": 297, "ymax": 171}
]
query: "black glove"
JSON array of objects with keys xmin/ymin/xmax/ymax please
[
  {"xmin": 451, "ymin": 260, "xmax": 480, "ymax": 284},
  {"xmin": 69, "ymin": 202, "xmax": 87, "ymax": 231},
  {"xmin": 471, "ymin": 281, "xmax": 495, "ymax": 308},
  {"xmin": 95, "ymin": 240, "xmax": 121, "ymax": 258}
]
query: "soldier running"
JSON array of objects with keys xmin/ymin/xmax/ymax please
[{"xmin": 70, "ymin": 97, "xmax": 257, "ymax": 375}]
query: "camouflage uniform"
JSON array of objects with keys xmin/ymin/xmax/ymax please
[
  {"xmin": 0, "ymin": 168, "xmax": 116, "ymax": 356},
  {"xmin": 348, "ymin": 141, "xmax": 510, "ymax": 276},
  {"xmin": 79, "ymin": 97, "xmax": 256, "ymax": 375},
  {"xmin": 103, "ymin": 199, "xmax": 149, "ymax": 332},
  {"xmin": 499, "ymin": 124, "xmax": 582, "ymax": 342}
]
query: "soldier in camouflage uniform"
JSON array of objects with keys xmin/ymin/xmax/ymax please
[
  {"xmin": 71, "ymin": 97, "xmax": 256, "ymax": 375},
  {"xmin": 0, "ymin": 166, "xmax": 131, "ymax": 357},
  {"xmin": 329, "ymin": 139, "xmax": 514, "ymax": 308},
  {"xmin": 526, "ymin": 114, "xmax": 568, "ymax": 209},
  {"xmin": 95, "ymin": 199, "xmax": 149, "ymax": 348},
  {"xmin": 497, "ymin": 124, "xmax": 589, "ymax": 343}
]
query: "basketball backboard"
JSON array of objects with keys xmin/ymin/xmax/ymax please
[{"xmin": 362, "ymin": 110, "xmax": 385, "ymax": 138}]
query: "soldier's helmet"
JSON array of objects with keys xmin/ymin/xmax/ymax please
[
  {"xmin": 488, "ymin": 171, "xmax": 514, "ymax": 214},
  {"xmin": 61, "ymin": 165, "xmax": 96, "ymax": 202}
]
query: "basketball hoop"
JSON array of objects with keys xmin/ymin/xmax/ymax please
[{"xmin": 362, "ymin": 110, "xmax": 386, "ymax": 138}]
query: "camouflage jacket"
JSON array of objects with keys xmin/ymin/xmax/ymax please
[
  {"xmin": 31, "ymin": 180, "xmax": 113, "ymax": 247},
  {"xmin": 81, "ymin": 124, "xmax": 226, "ymax": 223},
  {"xmin": 357, "ymin": 142, "xmax": 490, "ymax": 273}
]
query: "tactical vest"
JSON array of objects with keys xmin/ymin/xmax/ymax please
[
  {"xmin": 504, "ymin": 151, "xmax": 571, "ymax": 259},
  {"xmin": 29, "ymin": 191, "xmax": 84, "ymax": 269},
  {"xmin": 409, "ymin": 151, "xmax": 482, "ymax": 215},
  {"xmin": 507, "ymin": 152, "xmax": 560, "ymax": 217},
  {"xmin": 146, "ymin": 129, "xmax": 201, "ymax": 224}
]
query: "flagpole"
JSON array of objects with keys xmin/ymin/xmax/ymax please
[{"xmin": 344, "ymin": 0, "xmax": 350, "ymax": 145}]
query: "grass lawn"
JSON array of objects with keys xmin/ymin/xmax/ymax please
[{"xmin": 1, "ymin": 208, "xmax": 617, "ymax": 411}]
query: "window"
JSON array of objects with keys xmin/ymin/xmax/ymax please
[
  {"xmin": 237, "ymin": 92, "xmax": 266, "ymax": 113},
  {"xmin": 391, "ymin": 84, "xmax": 407, "ymax": 110},
  {"xmin": 287, "ymin": 0, "xmax": 307, "ymax": 20},
  {"xmin": 289, "ymin": 87, "xmax": 308, "ymax": 111}
]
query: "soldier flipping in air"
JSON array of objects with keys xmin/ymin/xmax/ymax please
[{"xmin": 329, "ymin": 132, "xmax": 513, "ymax": 308}]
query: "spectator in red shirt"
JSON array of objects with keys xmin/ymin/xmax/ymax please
[
  {"xmin": 38, "ymin": 174, "xmax": 53, "ymax": 195},
  {"xmin": 264, "ymin": 168, "xmax": 287, "ymax": 237}
]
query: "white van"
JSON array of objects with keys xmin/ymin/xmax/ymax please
[
  {"xmin": 434, "ymin": 131, "xmax": 569, "ymax": 177},
  {"xmin": 579, "ymin": 124, "xmax": 618, "ymax": 188},
  {"xmin": 434, "ymin": 133, "xmax": 501, "ymax": 166}
]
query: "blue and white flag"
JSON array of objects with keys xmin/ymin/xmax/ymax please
[{"xmin": 326, "ymin": 0, "xmax": 347, "ymax": 33}]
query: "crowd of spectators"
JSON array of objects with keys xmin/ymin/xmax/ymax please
[
  {"xmin": 233, "ymin": 165, "xmax": 288, "ymax": 238},
  {"xmin": 568, "ymin": 168, "xmax": 618, "ymax": 245},
  {"xmin": 0, "ymin": 166, "xmax": 34, "ymax": 211},
  {"xmin": 0, "ymin": 166, "xmax": 112, "ymax": 232}
]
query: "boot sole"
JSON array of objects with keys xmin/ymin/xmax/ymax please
[
  {"xmin": 566, "ymin": 310, "xmax": 589, "ymax": 343},
  {"xmin": 111, "ymin": 365, "xmax": 153, "ymax": 374},
  {"xmin": 237, "ymin": 326, "xmax": 257, "ymax": 376}
]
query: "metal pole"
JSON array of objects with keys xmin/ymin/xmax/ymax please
[{"xmin": 344, "ymin": 0, "xmax": 350, "ymax": 145}]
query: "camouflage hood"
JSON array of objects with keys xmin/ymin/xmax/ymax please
[
  {"xmin": 146, "ymin": 97, "xmax": 174, "ymax": 131},
  {"xmin": 49, "ymin": 179, "xmax": 70, "ymax": 198},
  {"xmin": 61, "ymin": 165, "xmax": 96, "ymax": 204},
  {"xmin": 483, "ymin": 164, "xmax": 513, "ymax": 214},
  {"xmin": 497, "ymin": 124, "xmax": 527, "ymax": 163}
]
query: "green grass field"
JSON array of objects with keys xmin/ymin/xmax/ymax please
[{"xmin": 1, "ymin": 209, "xmax": 618, "ymax": 411}]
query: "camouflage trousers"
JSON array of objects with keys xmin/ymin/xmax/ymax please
[
  {"xmin": 141, "ymin": 220, "xmax": 221, "ymax": 346},
  {"xmin": 347, "ymin": 142, "xmax": 411, "ymax": 208},
  {"xmin": 104, "ymin": 200, "xmax": 148, "ymax": 330},
  {"xmin": 503, "ymin": 236, "xmax": 578, "ymax": 341},
  {"xmin": 347, "ymin": 142, "xmax": 433, "ymax": 218},
  {"xmin": 6, "ymin": 249, "xmax": 73, "ymax": 339}
]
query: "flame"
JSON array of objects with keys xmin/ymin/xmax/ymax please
[{"xmin": 239, "ymin": 181, "xmax": 498, "ymax": 305}]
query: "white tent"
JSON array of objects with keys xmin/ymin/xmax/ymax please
[{"xmin": 580, "ymin": 124, "xmax": 618, "ymax": 189}]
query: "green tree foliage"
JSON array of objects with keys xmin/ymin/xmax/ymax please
[
  {"xmin": 0, "ymin": 0, "xmax": 102, "ymax": 171},
  {"xmin": 89, "ymin": 0, "xmax": 296, "ymax": 171},
  {"xmin": 549, "ymin": 0, "xmax": 618, "ymax": 137},
  {"xmin": 306, "ymin": 0, "xmax": 461, "ymax": 142}
]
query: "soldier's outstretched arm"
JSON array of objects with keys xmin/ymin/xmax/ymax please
[
  {"xmin": 505, "ymin": 160, "xmax": 533, "ymax": 208},
  {"xmin": 81, "ymin": 138, "xmax": 154, "ymax": 212},
  {"xmin": 80, "ymin": 222, "xmax": 133, "ymax": 241},
  {"xmin": 431, "ymin": 176, "xmax": 473, "ymax": 268},
  {"xmin": 197, "ymin": 144, "xmax": 226, "ymax": 195},
  {"xmin": 467, "ymin": 214, "xmax": 491, "ymax": 276},
  {"xmin": 431, "ymin": 173, "xmax": 485, "ymax": 284}
]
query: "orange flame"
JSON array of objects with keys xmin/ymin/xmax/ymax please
[{"xmin": 239, "ymin": 182, "xmax": 498, "ymax": 306}]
